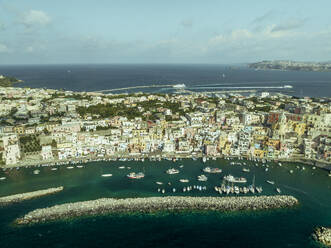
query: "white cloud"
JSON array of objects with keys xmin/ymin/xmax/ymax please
[{"xmin": 20, "ymin": 10, "xmax": 51, "ymax": 28}]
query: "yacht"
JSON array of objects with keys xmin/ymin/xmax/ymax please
[
  {"xmin": 223, "ymin": 175, "xmax": 247, "ymax": 183},
  {"xmin": 101, "ymin": 174, "xmax": 112, "ymax": 177},
  {"xmin": 173, "ymin": 83, "xmax": 186, "ymax": 89},
  {"xmin": 166, "ymin": 168, "xmax": 179, "ymax": 174},
  {"xmin": 197, "ymin": 174, "xmax": 208, "ymax": 182},
  {"xmin": 256, "ymin": 186, "xmax": 263, "ymax": 193},
  {"xmin": 203, "ymin": 167, "xmax": 222, "ymax": 173},
  {"xmin": 127, "ymin": 172, "xmax": 145, "ymax": 179}
]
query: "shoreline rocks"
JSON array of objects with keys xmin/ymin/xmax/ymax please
[
  {"xmin": 313, "ymin": 227, "xmax": 331, "ymax": 247},
  {"xmin": 0, "ymin": 187, "xmax": 64, "ymax": 206},
  {"xmin": 16, "ymin": 195, "xmax": 298, "ymax": 225}
]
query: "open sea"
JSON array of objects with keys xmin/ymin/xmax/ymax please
[
  {"xmin": 0, "ymin": 64, "xmax": 331, "ymax": 97},
  {"xmin": 1, "ymin": 159, "xmax": 331, "ymax": 248},
  {"xmin": 0, "ymin": 64, "xmax": 331, "ymax": 247}
]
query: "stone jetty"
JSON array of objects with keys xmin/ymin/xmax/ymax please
[
  {"xmin": 313, "ymin": 227, "xmax": 331, "ymax": 247},
  {"xmin": 16, "ymin": 195, "xmax": 298, "ymax": 225},
  {"xmin": 0, "ymin": 187, "xmax": 64, "ymax": 206}
]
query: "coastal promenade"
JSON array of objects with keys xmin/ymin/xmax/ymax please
[
  {"xmin": 16, "ymin": 195, "xmax": 298, "ymax": 225},
  {"xmin": 0, "ymin": 187, "xmax": 64, "ymax": 206}
]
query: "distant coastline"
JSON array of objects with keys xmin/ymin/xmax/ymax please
[
  {"xmin": 248, "ymin": 60, "xmax": 331, "ymax": 72},
  {"xmin": 0, "ymin": 75, "xmax": 22, "ymax": 87}
]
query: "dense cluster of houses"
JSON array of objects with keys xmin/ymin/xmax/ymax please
[{"xmin": 0, "ymin": 86, "xmax": 330, "ymax": 166}]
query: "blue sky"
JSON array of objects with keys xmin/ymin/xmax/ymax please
[{"xmin": 0, "ymin": 0, "xmax": 331, "ymax": 64}]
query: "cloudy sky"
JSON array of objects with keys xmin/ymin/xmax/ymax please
[{"xmin": 0, "ymin": 0, "xmax": 331, "ymax": 64}]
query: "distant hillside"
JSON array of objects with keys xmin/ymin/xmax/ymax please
[
  {"xmin": 0, "ymin": 75, "xmax": 22, "ymax": 87},
  {"xmin": 248, "ymin": 60, "xmax": 331, "ymax": 72}
]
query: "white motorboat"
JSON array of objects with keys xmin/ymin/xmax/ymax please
[
  {"xmin": 223, "ymin": 175, "xmax": 247, "ymax": 183},
  {"xmin": 0, "ymin": 177, "xmax": 6, "ymax": 180},
  {"xmin": 179, "ymin": 179, "xmax": 189, "ymax": 183},
  {"xmin": 101, "ymin": 174, "xmax": 113, "ymax": 177},
  {"xmin": 33, "ymin": 169, "xmax": 40, "ymax": 175},
  {"xmin": 156, "ymin": 181, "xmax": 163, "ymax": 185},
  {"xmin": 197, "ymin": 174, "xmax": 208, "ymax": 182},
  {"xmin": 266, "ymin": 180, "xmax": 275, "ymax": 185},
  {"xmin": 166, "ymin": 168, "xmax": 179, "ymax": 174}
]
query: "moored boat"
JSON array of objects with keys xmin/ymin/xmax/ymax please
[
  {"xmin": 166, "ymin": 168, "xmax": 179, "ymax": 174},
  {"xmin": 127, "ymin": 172, "xmax": 145, "ymax": 179},
  {"xmin": 223, "ymin": 175, "xmax": 247, "ymax": 183},
  {"xmin": 203, "ymin": 167, "xmax": 222, "ymax": 173},
  {"xmin": 179, "ymin": 179, "xmax": 189, "ymax": 183},
  {"xmin": 0, "ymin": 177, "xmax": 6, "ymax": 180},
  {"xmin": 197, "ymin": 174, "xmax": 208, "ymax": 182},
  {"xmin": 101, "ymin": 174, "xmax": 112, "ymax": 177}
]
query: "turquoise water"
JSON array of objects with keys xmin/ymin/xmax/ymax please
[{"xmin": 1, "ymin": 159, "xmax": 331, "ymax": 248}]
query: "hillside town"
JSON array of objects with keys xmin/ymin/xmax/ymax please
[{"xmin": 0, "ymin": 86, "xmax": 330, "ymax": 167}]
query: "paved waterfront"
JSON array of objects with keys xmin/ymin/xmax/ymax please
[{"xmin": 16, "ymin": 195, "xmax": 298, "ymax": 225}]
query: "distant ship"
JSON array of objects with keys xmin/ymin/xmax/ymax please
[
  {"xmin": 283, "ymin": 85, "xmax": 293, "ymax": 89},
  {"xmin": 172, "ymin": 84, "xmax": 186, "ymax": 89}
]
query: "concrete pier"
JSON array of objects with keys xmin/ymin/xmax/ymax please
[
  {"xmin": 16, "ymin": 195, "xmax": 298, "ymax": 225},
  {"xmin": 0, "ymin": 187, "xmax": 64, "ymax": 206}
]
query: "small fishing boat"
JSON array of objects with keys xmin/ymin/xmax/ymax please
[
  {"xmin": 266, "ymin": 180, "xmax": 275, "ymax": 185},
  {"xmin": 179, "ymin": 179, "xmax": 189, "ymax": 183},
  {"xmin": 242, "ymin": 168, "xmax": 250, "ymax": 173},
  {"xmin": 162, "ymin": 189, "xmax": 165, "ymax": 194},
  {"xmin": 33, "ymin": 169, "xmax": 40, "ymax": 175},
  {"xmin": 77, "ymin": 165, "xmax": 84, "ymax": 168},
  {"xmin": 197, "ymin": 174, "xmax": 208, "ymax": 182},
  {"xmin": 127, "ymin": 172, "xmax": 145, "ymax": 179},
  {"xmin": 256, "ymin": 186, "xmax": 263, "ymax": 193},
  {"xmin": 67, "ymin": 166, "xmax": 74, "ymax": 169},
  {"xmin": 166, "ymin": 168, "xmax": 179, "ymax": 174},
  {"xmin": 156, "ymin": 181, "xmax": 163, "ymax": 185},
  {"xmin": 0, "ymin": 177, "xmax": 6, "ymax": 180},
  {"xmin": 101, "ymin": 174, "xmax": 112, "ymax": 177},
  {"xmin": 224, "ymin": 175, "xmax": 247, "ymax": 183},
  {"xmin": 289, "ymin": 170, "xmax": 294, "ymax": 174},
  {"xmin": 276, "ymin": 188, "xmax": 281, "ymax": 194},
  {"xmin": 118, "ymin": 166, "xmax": 125, "ymax": 169},
  {"xmin": 51, "ymin": 168, "xmax": 58, "ymax": 171},
  {"xmin": 203, "ymin": 167, "xmax": 222, "ymax": 173},
  {"xmin": 172, "ymin": 188, "xmax": 176, "ymax": 192}
]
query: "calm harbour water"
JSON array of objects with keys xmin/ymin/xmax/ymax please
[
  {"xmin": 1, "ymin": 159, "xmax": 331, "ymax": 248},
  {"xmin": 0, "ymin": 64, "xmax": 331, "ymax": 97}
]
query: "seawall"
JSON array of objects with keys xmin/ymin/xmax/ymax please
[
  {"xmin": 0, "ymin": 187, "xmax": 64, "ymax": 206},
  {"xmin": 16, "ymin": 195, "xmax": 298, "ymax": 225}
]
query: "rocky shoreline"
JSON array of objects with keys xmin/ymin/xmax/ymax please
[
  {"xmin": 16, "ymin": 195, "xmax": 298, "ymax": 225},
  {"xmin": 0, "ymin": 187, "xmax": 64, "ymax": 206},
  {"xmin": 313, "ymin": 227, "xmax": 331, "ymax": 247}
]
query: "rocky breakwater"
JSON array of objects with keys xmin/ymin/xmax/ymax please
[
  {"xmin": 0, "ymin": 187, "xmax": 64, "ymax": 206},
  {"xmin": 313, "ymin": 227, "xmax": 331, "ymax": 247},
  {"xmin": 16, "ymin": 195, "xmax": 298, "ymax": 225}
]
